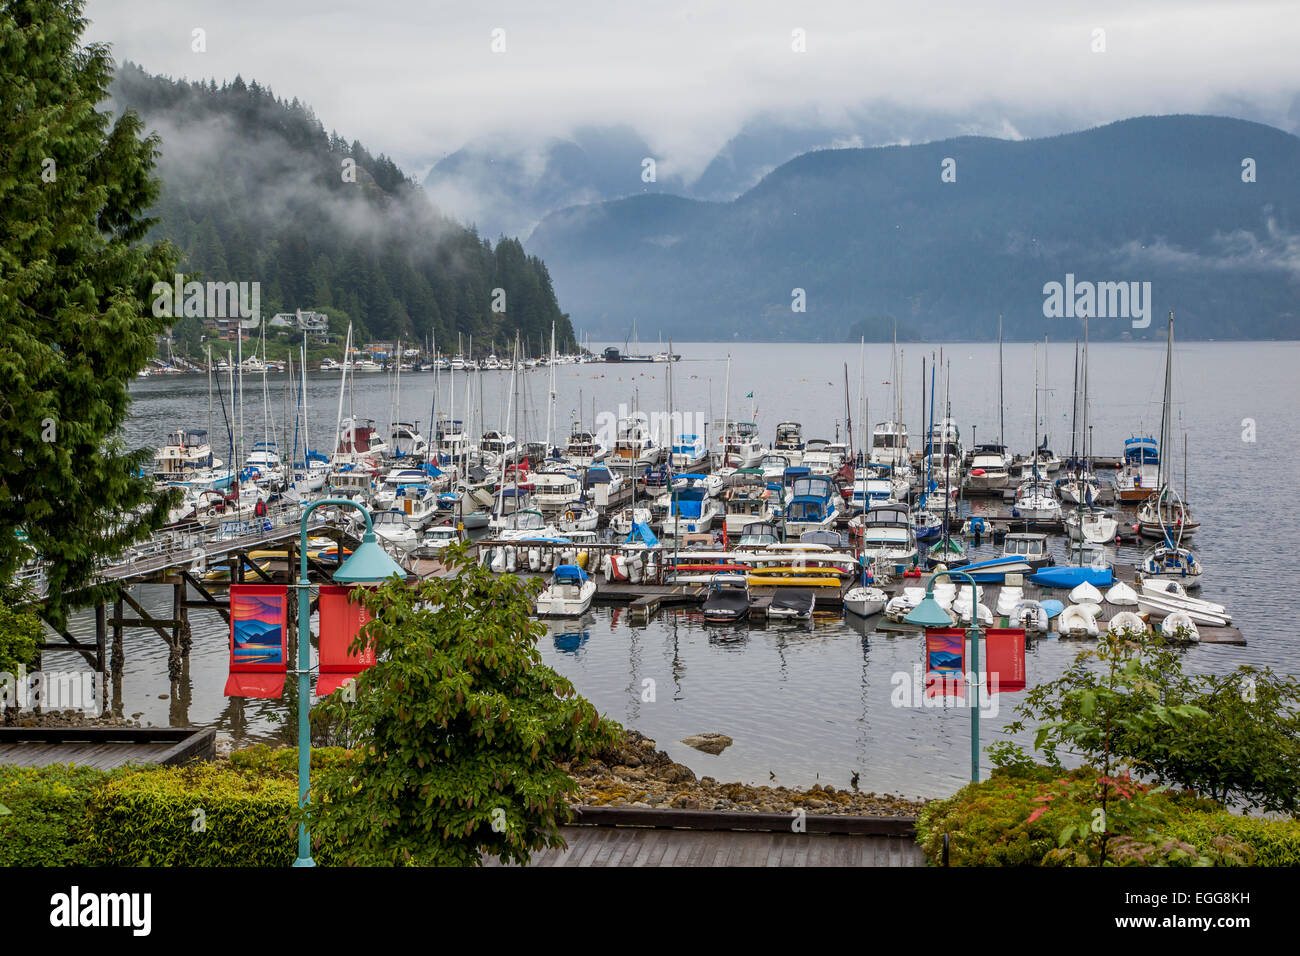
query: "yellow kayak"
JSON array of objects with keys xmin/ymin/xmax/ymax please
[{"xmin": 746, "ymin": 575, "xmax": 842, "ymax": 588}]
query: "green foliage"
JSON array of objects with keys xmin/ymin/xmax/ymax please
[
  {"xmin": 0, "ymin": 599, "xmax": 42, "ymax": 673},
  {"xmin": 304, "ymin": 543, "xmax": 622, "ymax": 866},
  {"xmin": 915, "ymin": 765, "xmax": 1276, "ymax": 867},
  {"xmin": 109, "ymin": 63, "xmax": 577, "ymax": 356},
  {"xmin": 82, "ymin": 762, "xmax": 328, "ymax": 866},
  {"xmin": 995, "ymin": 627, "xmax": 1300, "ymax": 816},
  {"xmin": 228, "ymin": 743, "xmax": 348, "ymax": 778},
  {"xmin": 0, "ymin": 1, "xmax": 180, "ymax": 615},
  {"xmin": 0, "ymin": 763, "xmax": 106, "ymax": 865}
]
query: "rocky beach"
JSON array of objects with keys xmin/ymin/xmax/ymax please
[{"xmin": 566, "ymin": 730, "xmax": 928, "ymax": 816}]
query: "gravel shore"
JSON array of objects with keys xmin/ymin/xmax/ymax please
[{"xmin": 565, "ymin": 730, "xmax": 928, "ymax": 816}]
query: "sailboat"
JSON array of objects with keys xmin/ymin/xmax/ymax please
[
  {"xmin": 1137, "ymin": 315, "xmax": 1201, "ymax": 541},
  {"xmin": 1061, "ymin": 318, "xmax": 1117, "ymax": 544}
]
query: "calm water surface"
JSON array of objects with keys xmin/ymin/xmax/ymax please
[{"xmin": 47, "ymin": 340, "xmax": 1298, "ymax": 797}]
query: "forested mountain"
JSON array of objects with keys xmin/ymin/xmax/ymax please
[
  {"xmin": 110, "ymin": 62, "xmax": 576, "ymax": 353},
  {"xmin": 529, "ymin": 115, "xmax": 1300, "ymax": 341}
]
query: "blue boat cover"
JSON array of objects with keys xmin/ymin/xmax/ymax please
[
  {"xmin": 1028, "ymin": 566, "xmax": 1115, "ymax": 589},
  {"xmin": 553, "ymin": 564, "xmax": 587, "ymax": 583}
]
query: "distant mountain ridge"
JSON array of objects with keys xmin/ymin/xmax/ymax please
[{"xmin": 527, "ymin": 115, "xmax": 1300, "ymax": 341}]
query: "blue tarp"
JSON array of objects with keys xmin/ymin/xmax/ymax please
[
  {"xmin": 626, "ymin": 522, "xmax": 659, "ymax": 547},
  {"xmin": 553, "ymin": 564, "xmax": 587, "ymax": 583}
]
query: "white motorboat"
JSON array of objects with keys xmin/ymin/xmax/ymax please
[
  {"xmin": 870, "ymin": 421, "xmax": 909, "ymax": 467},
  {"xmin": 530, "ymin": 471, "xmax": 585, "ymax": 514},
  {"xmin": 416, "ymin": 525, "xmax": 462, "ymax": 557},
  {"xmin": 371, "ymin": 510, "xmax": 418, "ymax": 553},
  {"xmin": 843, "ymin": 585, "xmax": 889, "ymax": 618},
  {"xmin": 1001, "ymin": 532, "xmax": 1055, "ymax": 570},
  {"xmin": 856, "ymin": 502, "xmax": 919, "ymax": 569},
  {"xmin": 722, "ymin": 471, "xmax": 775, "ymax": 534},
  {"xmin": 1065, "ymin": 507, "xmax": 1119, "ymax": 544},
  {"xmin": 535, "ymin": 564, "xmax": 597, "ymax": 617},
  {"xmin": 557, "ymin": 501, "xmax": 600, "ymax": 533},
  {"xmin": 965, "ymin": 444, "xmax": 1012, "ymax": 495},
  {"xmin": 772, "ymin": 422, "xmax": 805, "ymax": 464}
]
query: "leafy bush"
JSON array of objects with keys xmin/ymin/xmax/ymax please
[
  {"xmin": 997, "ymin": 627, "xmax": 1300, "ymax": 815},
  {"xmin": 917, "ymin": 764, "xmax": 1297, "ymax": 866},
  {"xmin": 228, "ymin": 743, "xmax": 349, "ymax": 779},
  {"xmin": 83, "ymin": 762, "xmax": 323, "ymax": 866},
  {"xmin": 0, "ymin": 763, "xmax": 107, "ymax": 865},
  {"xmin": 305, "ymin": 544, "xmax": 622, "ymax": 866},
  {"xmin": 0, "ymin": 601, "xmax": 42, "ymax": 675}
]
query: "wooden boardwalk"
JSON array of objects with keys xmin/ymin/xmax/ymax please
[
  {"xmin": 0, "ymin": 727, "xmax": 215, "ymax": 770},
  {"xmin": 485, "ymin": 826, "xmax": 924, "ymax": 867}
]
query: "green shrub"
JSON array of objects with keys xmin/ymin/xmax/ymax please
[
  {"xmin": 917, "ymin": 764, "xmax": 1261, "ymax": 866},
  {"xmin": 228, "ymin": 744, "xmax": 349, "ymax": 779},
  {"xmin": 83, "ymin": 762, "xmax": 325, "ymax": 866},
  {"xmin": 1160, "ymin": 812, "xmax": 1300, "ymax": 867},
  {"xmin": 0, "ymin": 601, "xmax": 42, "ymax": 674},
  {"xmin": 0, "ymin": 763, "xmax": 107, "ymax": 865}
]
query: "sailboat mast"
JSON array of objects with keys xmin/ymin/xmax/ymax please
[{"xmin": 998, "ymin": 315, "xmax": 1005, "ymax": 451}]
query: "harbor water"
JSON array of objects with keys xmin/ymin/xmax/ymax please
[{"xmin": 46, "ymin": 340, "xmax": 1298, "ymax": 797}]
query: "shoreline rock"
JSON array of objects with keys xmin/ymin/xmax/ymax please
[{"xmin": 567, "ymin": 730, "xmax": 928, "ymax": 817}]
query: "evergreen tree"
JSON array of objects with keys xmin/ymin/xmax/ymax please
[{"xmin": 0, "ymin": 0, "xmax": 179, "ymax": 614}]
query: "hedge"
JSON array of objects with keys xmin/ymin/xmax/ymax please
[
  {"xmin": 917, "ymin": 764, "xmax": 1300, "ymax": 866},
  {"xmin": 0, "ymin": 763, "xmax": 106, "ymax": 866},
  {"xmin": 81, "ymin": 761, "xmax": 327, "ymax": 866}
]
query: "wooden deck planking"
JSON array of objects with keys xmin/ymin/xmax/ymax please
[{"xmin": 487, "ymin": 827, "xmax": 926, "ymax": 867}]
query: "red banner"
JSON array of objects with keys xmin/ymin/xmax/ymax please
[
  {"xmin": 316, "ymin": 585, "xmax": 376, "ymax": 697},
  {"xmin": 984, "ymin": 627, "xmax": 1027, "ymax": 692},
  {"xmin": 924, "ymin": 627, "xmax": 966, "ymax": 700},
  {"xmin": 224, "ymin": 584, "xmax": 288, "ymax": 698}
]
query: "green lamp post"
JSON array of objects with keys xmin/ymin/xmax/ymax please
[
  {"xmin": 905, "ymin": 568, "xmax": 984, "ymax": 783},
  {"xmin": 293, "ymin": 497, "xmax": 406, "ymax": 867}
]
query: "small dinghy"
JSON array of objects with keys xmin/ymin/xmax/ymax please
[
  {"xmin": 701, "ymin": 573, "xmax": 751, "ymax": 623},
  {"xmin": 1011, "ymin": 600, "xmax": 1049, "ymax": 633},
  {"xmin": 884, "ymin": 587, "xmax": 927, "ymax": 623},
  {"xmin": 1069, "ymin": 581, "xmax": 1103, "ymax": 604},
  {"xmin": 843, "ymin": 585, "xmax": 888, "ymax": 618},
  {"xmin": 952, "ymin": 591, "xmax": 994, "ymax": 626},
  {"xmin": 1161, "ymin": 610, "xmax": 1201, "ymax": 643},
  {"xmin": 1059, "ymin": 603, "xmax": 1100, "ymax": 638},
  {"xmin": 1107, "ymin": 611, "xmax": 1149, "ymax": 636},
  {"xmin": 769, "ymin": 589, "xmax": 816, "ymax": 619},
  {"xmin": 535, "ymin": 564, "xmax": 597, "ymax": 617},
  {"xmin": 1105, "ymin": 582, "xmax": 1139, "ymax": 606}
]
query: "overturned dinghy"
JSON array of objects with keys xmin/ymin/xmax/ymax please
[
  {"xmin": 1069, "ymin": 581, "xmax": 1103, "ymax": 604},
  {"xmin": 1105, "ymin": 582, "xmax": 1140, "ymax": 606},
  {"xmin": 768, "ymin": 589, "xmax": 816, "ymax": 619},
  {"xmin": 995, "ymin": 587, "xmax": 1024, "ymax": 617}
]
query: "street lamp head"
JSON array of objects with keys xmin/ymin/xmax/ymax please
[
  {"xmin": 333, "ymin": 531, "xmax": 406, "ymax": 583},
  {"xmin": 905, "ymin": 591, "xmax": 954, "ymax": 628}
]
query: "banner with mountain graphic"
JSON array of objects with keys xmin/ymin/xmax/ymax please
[{"xmin": 224, "ymin": 585, "xmax": 288, "ymax": 698}]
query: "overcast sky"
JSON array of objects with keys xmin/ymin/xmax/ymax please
[{"xmin": 85, "ymin": 0, "xmax": 1300, "ymax": 181}]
